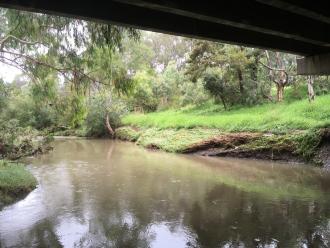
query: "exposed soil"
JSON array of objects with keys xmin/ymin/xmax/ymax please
[
  {"xmin": 181, "ymin": 133, "xmax": 261, "ymax": 153},
  {"xmin": 316, "ymin": 129, "xmax": 330, "ymax": 168},
  {"xmin": 115, "ymin": 126, "xmax": 330, "ymax": 166},
  {"xmin": 318, "ymin": 142, "xmax": 330, "ymax": 168},
  {"xmin": 195, "ymin": 147, "xmax": 302, "ymax": 162},
  {"xmin": 181, "ymin": 133, "xmax": 303, "ymax": 162}
]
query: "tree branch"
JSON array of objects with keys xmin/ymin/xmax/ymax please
[
  {"xmin": 258, "ymin": 60, "xmax": 286, "ymax": 72},
  {"xmin": 1, "ymin": 50, "xmax": 108, "ymax": 89},
  {"xmin": 0, "ymin": 35, "xmax": 42, "ymax": 47}
]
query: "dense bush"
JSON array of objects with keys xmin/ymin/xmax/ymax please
[
  {"xmin": 178, "ymin": 79, "xmax": 209, "ymax": 106},
  {"xmin": 84, "ymin": 93, "xmax": 128, "ymax": 137},
  {"xmin": 0, "ymin": 119, "xmax": 49, "ymax": 159},
  {"xmin": 202, "ymin": 67, "xmax": 272, "ymax": 109},
  {"xmin": 128, "ymin": 71, "xmax": 158, "ymax": 112}
]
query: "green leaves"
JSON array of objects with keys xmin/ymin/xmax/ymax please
[{"xmin": 0, "ymin": 8, "xmax": 140, "ymax": 96}]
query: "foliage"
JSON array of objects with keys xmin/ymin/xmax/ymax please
[
  {"xmin": 0, "ymin": 119, "xmax": 50, "ymax": 159},
  {"xmin": 0, "ymin": 79, "xmax": 9, "ymax": 109},
  {"xmin": 178, "ymin": 78, "xmax": 209, "ymax": 106},
  {"xmin": 0, "ymin": 8, "xmax": 139, "ymax": 92},
  {"xmin": 203, "ymin": 68, "xmax": 232, "ymax": 109},
  {"xmin": 2, "ymin": 85, "xmax": 57, "ymax": 129},
  {"xmin": 152, "ymin": 61, "xmax": 182, "ymax": 109},
  {"xmin": 128, "ymin": 71, "xmax": 158, "ymax": 112},
  {"xmin": 143, "ymin": 32, "xmax": 192, "ymax": 70},
  {"xmin": 84, "ymin": 92, "xmax": 128, "ymax": 137},
  {"xmin": 185, "ymin": 41, "xmax": 272, "ymax": 107}
]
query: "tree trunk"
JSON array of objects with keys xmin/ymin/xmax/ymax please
[
  {"xmin": 237, "ymin": 68, "xmax": 244, "ymax": 95},
  {"xmin": 105, "ymin": 113, "xmax": 115, "ymax": 137},
  {"xmin": 307, "ymin": 76, "xmax": 315, "ymax": 102},
  {"xmin": 220, "ymin": 96, "xmax": 227, "ymax": 110},
  {"xmin": 276, "ymin": 84, "xmax": 284, "ymax": 102}
]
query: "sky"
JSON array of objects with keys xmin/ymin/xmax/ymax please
[{"xmin": 0, "ymin": 63, "xmax": 21, "ymax": 83}]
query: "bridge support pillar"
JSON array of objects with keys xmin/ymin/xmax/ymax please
[{"xmin": 297, "ymin": 53, "xmax": 330, "ymax": 75}]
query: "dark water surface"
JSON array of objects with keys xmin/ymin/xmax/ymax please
[{"xmin": 1, "ymin": 139, "xmax": 330, "ymax": 248}]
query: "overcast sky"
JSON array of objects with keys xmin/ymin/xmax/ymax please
[{"xmin": 0, "ymin": 64, "xmax": 21, "ymax": 83}]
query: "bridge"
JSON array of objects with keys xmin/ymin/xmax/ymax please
[{"xmin": 1, "ymin": 0, "xmax": 330, "ymax": 74}]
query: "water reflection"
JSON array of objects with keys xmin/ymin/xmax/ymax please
[{"xmin": 1, "ymin": 139, "xmax": 330, "ymax": 247}]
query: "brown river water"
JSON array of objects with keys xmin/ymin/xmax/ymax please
[{"xmin": 1, "ymin": 139, "xmax": 330, "ymax": 248}]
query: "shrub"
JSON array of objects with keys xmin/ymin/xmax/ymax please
[{"xmin": 84, "ymin": 93, "xmax": 128, "ymax": 137}]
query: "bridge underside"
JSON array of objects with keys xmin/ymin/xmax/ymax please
[{"xmin": 1, "ymin": 0, "xmax": 330, "ymax": 74}]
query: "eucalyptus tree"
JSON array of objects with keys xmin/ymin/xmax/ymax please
[
  {"xmin": 142, "ymin": 31, "xmax": 193, "ymax": 71},
  {"xmin": 186, "ymin": 40, "xmax": 269, "ymax": 107},
  {"xmin": 0, "ymin": 78, "xmax": 8, "ymax": 110},
  {"xmin": 259, "ymin": 51, "xmax": 296, "ymax": 102},
  {"xmin": 0, "ymin": 7, "xmax": 139, "ymax": 131},
  {"xmin": 0, "ymin": 8, "xmax": 139, "ymax": 91}
]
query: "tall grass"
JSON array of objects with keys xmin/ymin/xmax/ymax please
[
  {"xmin": 123, "ymin": 94, "xmax": 330, "ymax": 133},
  {"xmin": 0, "ymin": 160, "xmax": 37, "ymax": 197}
]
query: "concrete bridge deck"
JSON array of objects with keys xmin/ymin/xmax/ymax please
[{"xmin": 1, "ymin": 0, "xmax": 329, "ymax": 74}]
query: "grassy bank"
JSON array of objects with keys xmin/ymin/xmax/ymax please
[
  {"xmin": 116, "ymin": 126, "xmax": 324, "ymax": 162},
  {"xmin": 123, "ymin": 95, "xmax": 330, "ymax": 133},
  {"xmin": 0, "ymin": 160, "xmax": 37, "ymax": 208},
  {"xmin": 118, "ymin": 96, "xmax": 330, "ymax": 165}
]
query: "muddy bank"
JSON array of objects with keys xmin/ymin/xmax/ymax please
[
  {"xmin": 115, "ymin": 126, "xmax": 329, "ymax": 166},
  {"xmin": 318, "ymin": 143, "xmax": 330, "ymax": 168},
  {"xmin": 315, "ymin": 129, "xmax": 330, "ymax": 168}
]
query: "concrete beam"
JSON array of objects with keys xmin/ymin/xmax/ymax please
[
  {"xmin": 1, "ymin": 0, "xmax": 330, "ymax": 56},
  {"xmin": 2, "ymin": 0, "xmax": 330, "ymax": 75},
  {"xmin": 257, "ymin": 0, "xmax": 330, "ymax": 24},
  {"xmin": 116, "ymin": 0, "xmax": 330, "ymax": 46},
  {"xmin": 297, "ymin": 53, "xmax": 330, "ymax": 75}
]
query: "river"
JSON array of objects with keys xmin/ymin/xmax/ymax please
[{"xmin": 1, "ymin": 139, "xmax": 330, "ymax": 248}]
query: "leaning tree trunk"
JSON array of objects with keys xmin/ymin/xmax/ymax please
[
  {"xmin": 105, "ymin": 113, "xmax": 115, "ymax": 137},
  {"xmin": 276, "ymin": 84, "xmax": 284, "ymax": 102},
  {"xmin": 217, "ymin": 95, "xmax": 227, "ymax": 110},
  {"xmin": 307, "ymin": 76, "xmax": 315, "ymax": 102}
]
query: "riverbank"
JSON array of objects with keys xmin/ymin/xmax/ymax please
[
  {"xmin": 116, "ymin": 96, "xmax": 330, "ymax": 166},
  {"xmin": 115, "ymin": 127, "xmax": 329, "ymax": 165},
  {"xmin": 0, "ymin": 125, "xmax": 52, "ymax": 208},
  {"xmin": 0, "ymin": 160, "xmax": 37, "ymax": 209}
]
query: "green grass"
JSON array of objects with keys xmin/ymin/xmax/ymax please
[
  {"xmin": 137, "ymin": 128, "xmax": 223, "ymax": 152},
  {"xmin": 116, "ymin": 127, "xmax": 224, "ymax": 152},
  {"xmin": 0, "ymin": 160, "xmax": 37, "ymax": 206},
  {"xmin": 123, "ymin": 94, "xmax": 330, "ymax": 133}
]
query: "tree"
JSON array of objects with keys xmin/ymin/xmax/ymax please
[
  {"xmin": 307, "ymin": 76, "xmax": 315, "ymax": 102},
  {"xmin": 84, "ymin": 91, "xmax": 128, "ymax": 137},
  {"xmin": 0, "ymin": 8, "xmax": 141, "ymax": 134},
  {"xmin": 0, "ymin": 78, "xmax": 9, "ymax": 110},
  {"xmin": 186, "ymin": 41, "xmax": 268, "ymax": 107},
  {"xmin": 128, "ymin": 71, "xmax": 158, "ymax": 112},
  {"xmin": 143, "ymin": 31, "xmax": 193, "ymax": 71},
  {"xmin": 0, "ymin": 8, "xmax": 139, "ymax": 94},
  {"xmin": 153, "ymin": 61, "xmax": 184, "ymax": 107},
  {"xmin": 203, "ymin": 68, "xmax": 229, "ymax": 109},
  {"xmin": 260, "ymin": 51, "xmax": 295, "ymax": 102}
]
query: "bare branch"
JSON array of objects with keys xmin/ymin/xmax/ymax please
[
  {"xmin": 0, "ymin": 35, "xmax": 42, "ymax": 47},
  {"xmin": 259, "ymin": 60, "xmax": 286, "ymax": 72},
  {"xmin": 0, "ymin": 55, "xmax": 32, "ymax": 78}
]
